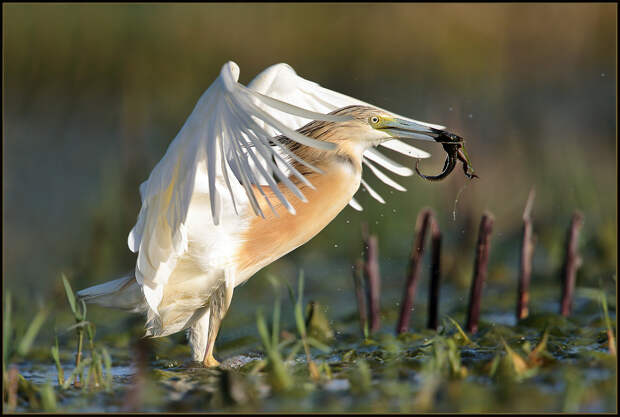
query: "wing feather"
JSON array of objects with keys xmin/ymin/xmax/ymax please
[
  {"xmin": 360, "ymin": 178, "xmax": 386, "ymax": 204},
  {"xmin": 363, "ymin": 159, "xmax": 407, "ymax": 192},
  {"xmin": 129, "ymin": 61, "xmax": 444, "ymax": 315},
  {"xmin": 246, "ymin": 63, "xmax": 441, "ymax": 212},
  {"xmin": 128, "ymin": 61, "xmax": 354, "ymax": 314}
]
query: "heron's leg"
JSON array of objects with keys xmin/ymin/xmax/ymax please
[
  {"xmin": 202, "ymin": 272, "xmax": 235, "ymax": 368},
  {"xmin": 202, "ymin": 318, "xmax": 222, "ymax": 367}
]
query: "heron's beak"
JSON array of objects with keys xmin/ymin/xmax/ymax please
[{"xmin": 379, "ymin": 118, "xmax": 439, "ymax": 142}]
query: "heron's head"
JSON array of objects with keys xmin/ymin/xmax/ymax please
[
  {"xmin": 298, "ymin": 105, "xmax": 440, "ymax": 151},
  {"xmin": 284, "ymin": 105, "xmax": 445, "ymax": 174}
]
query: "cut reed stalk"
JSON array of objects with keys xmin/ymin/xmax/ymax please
[
  {"xmin": 352, "ymin": 258, "xmax": 368, "ymax": 338},
  {"xmin": 560, "ymin": 211, "xmax": 584, "ymax": 317},
  {"xmin": 397, "ymin": 209, "xmax": 432, "ymax": 334},
  {"xmin": 363, "ymin": 233, "xmax": 381, "ymax": 333},
  {"xmin": 466, "ymin": 212, "xmax": 494, "ymax": 334},
  {"xmin": 517, "ymin": 189, "xmax": 536, "ymax": 321},
  {"xmin": 427, "ymin": 216, "xmax": 442, "ymax": 330}
]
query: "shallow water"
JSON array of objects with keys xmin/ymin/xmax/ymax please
[{"xmin": 8, "ymin": 281, "xmax": 617, "ymax": 413}]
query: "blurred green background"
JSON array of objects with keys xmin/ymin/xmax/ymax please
[{"xmin": 3, "ymin": 4, "xmax": 616, "ymax": 335}]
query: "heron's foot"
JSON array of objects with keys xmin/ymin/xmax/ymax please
[{"xmin": 202, "ymin": 354, "xmax": 220, "ymax": 368}]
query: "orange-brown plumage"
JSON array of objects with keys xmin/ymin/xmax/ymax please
[{"xmin": 236, "ymin": 151, "xmax": 363, "ymax": 278}]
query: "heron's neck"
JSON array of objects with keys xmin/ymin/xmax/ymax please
[{"xmin": 284, "ymin": 138, "xmax": 365, "ymax": 178}]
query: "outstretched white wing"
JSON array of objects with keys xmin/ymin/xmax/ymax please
[
  {"xmin": 246, "ymin": 63, "xmax": 444, "ymax": 210},
  {"xmin": 128, "ymin": 61, "xmax": 354, "ymax": 314}
]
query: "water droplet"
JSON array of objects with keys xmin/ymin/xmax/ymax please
[
  {"xmin": 392, "ymin": 209, "xmax": 396, "ymax": 213},
  {"xmin": 334, "ymin": 244, "xmax": 339, "ymax": 248},
  {"xmin": 346, "ymin": 219, "xmax": 350, "ymax": 224}
]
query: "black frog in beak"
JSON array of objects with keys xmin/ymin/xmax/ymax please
[{"xmin": 415, "ymin": 132, "xmax": 478, "ymax": 181}]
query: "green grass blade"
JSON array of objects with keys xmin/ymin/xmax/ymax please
[
  {"xmin": 17, "ymin": 309, "xmax": 48, "ymax": 356},
  {"xmin": 272, "ymin": 295, "xmax": 281, "ymax": 349},
  {"xmin": 91, "ymin": 350, "xmax": 103, "ymax": 389},
  {"xmin": 39, "ymin": 382, "xmax": 57, "ymax": 411},
  {"xmin": 445, "ymin": 316, "xmax": 475, "ymax": 346},
  {"xmin": 50, "ymin": 337, "xmax": 64, "ymax": 386},
  {"xmin": 599, "ymin": 289, "xmax": 616, "ymax": 355},
  {"xmin": 295, "ymin": 303, "xmax": 306, "ymax": 338},
  {"xmin": 80, "ymin": 299, "xmax": 87, "ymax": 322},
  {"xmin": 62, "ymin": 274, "xmax": 78, "ymax": 317},
  {"xmin": 600, "ymin": 290, "xmax": 612, "ymax": 332},
  {"xmin": 83, "ymin": 360, "xmax": 93, "ymax": 391},
  {"xmin": 306, "ymin": 337, "xmax": 330, "ymax": 353},
  {"xmin": 286, "ymin": 282, "xmax": 295, "ymax": 305},
  {"xmin": 256, "ymin": 308, "xmax": 272, "ymax": 351},
  {"xmin": 297, "ymin": 270, "xmax": 304, "ymax": 307},
  {"xmin": 285, "ymin": 341, "xmax": 303, "ymax": 363},
  {"xmin": 101, "ymin": 347, "xmax": 112, "ymax": 392},
  {"xmin": 62, "ymin": 357, "xmax": 92, "ymax": 389},
  {"xmin": 86, "ymin": 322, "xmax": 95, "ymax": 344}
]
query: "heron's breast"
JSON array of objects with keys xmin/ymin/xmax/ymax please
[{"xmin": 234, "ymin": 163, "xmax": 361, "ymax": 282}]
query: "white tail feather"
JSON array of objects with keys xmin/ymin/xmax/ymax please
[{"xmin": 77, "ymin": 276, "xmax": 146, "ymax": 313}]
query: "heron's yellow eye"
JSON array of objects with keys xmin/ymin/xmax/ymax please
[{"xmin": 369, "ymin": 116, "xmax": 380, "ymax": 125}]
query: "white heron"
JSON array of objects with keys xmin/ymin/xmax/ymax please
[{"xmin": 77, "ymin": 61, "xmax": 469, "ymax": 366}]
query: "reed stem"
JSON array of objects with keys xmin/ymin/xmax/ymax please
[
  {"xmin": 363, "ymin": 233, "xmax": 381, "ymax": 333},
  {"xmin": 397, "ymin": 209, "xmax": 432, "ymax": 334},
  {"xmin": 560, "ymin": 211, "xmax": 584, "ymax": 317},
  {"xmin": 517, "ymin": 189, "xmax": 535, "ymax": 321},
  {"xmin": 466, "ymin": 212, "xmax": 494, "ymax": 334},
  {"xmin": 352, "ymin": 258, "xmax": 368, "ymax": 338},
  {"xmin": 427, "ymin": 217, "xmax": 442, "ymax": 330}
]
